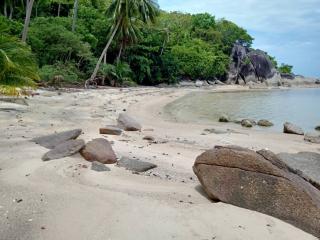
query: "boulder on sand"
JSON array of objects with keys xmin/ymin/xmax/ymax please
[
  {"xmin": 117, "ymin": 157, "xmax": 157, "ymax": 172},
  {"xmin": 219, "ymin": 114, "xmax": 230, "ymax": 123},
  {"xmin": 42, "ymin": 139, "xmax": 85, "ymax": 161},
  {"xmin": 283, "ymin": 122, "xmax": 304, "ymax": 135},
  {"xmin": 193, "ymin": 145, "xmax": 320, "ymax": 238},
  {"xmin": 91, "ymin": 161, "xmax": 110, "ymax": 172},
  {"xmin": 81, "ymin": 138, "xmax": 117, "ymax": 164},
  {"xmin": 257, "ymin": 119, "xmax": 274, "ymax": 127},
  {"xmin": 304, "ymin": 132, "xmax": 320, "ymax": 144},
  {"xmin": 117, "ymin": 113, "xmax": 142, "ymax": 131},
  {"xmin": 32, "ymin": 129, "xmax": 82, "ymax": 149},
  {"xmin": 241, "ymin": 119, "xmax": 253, "ymax": 128},
  {"xmin": 99, "ymin": 126, "xmax": 122, "ymax": 135}
]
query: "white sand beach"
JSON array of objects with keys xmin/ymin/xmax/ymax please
[{"xmin": 0, "ymin": 86, "xmax": 319, "ymax": 240}]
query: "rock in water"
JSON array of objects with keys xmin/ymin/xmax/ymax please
[
  {"xmin": 257, "ymin": 119, "xmax": 274, "ymax": 127},
  {"xmin": 315, "ymin": 126, "xmax": 320, "ymax": 131},
  {"xmin": 117, "ymin": 113, "xmax": 142, "ymax": 131},
  {"xmin": 219, "ymin": 114, "xmax": 230, "ymax": 123},
  {"xmin": 32, "ymin": 129, "xmax": 82, "ymax": 149},
  {"xmin": 304, "ymin": 132, "xmax": 320, "ymax": 144},
  {"xmin": 81, "ymin": 138, "xmax": 117, "ymax": 164},
  {"xmin": 99, "ymin": 126, "xmax": 122, "ymax": 135},
  {"xmin": 91, "ymin": 161, "xmax": 110, "ymax": 172},
  {"xmin": 193, "ymin": 146, "xmax": 320, "ymax": 238},
  {"xmin": 117, "ymin": 157, "xmax": 157, "ymax": 172},
  {"xmin": 283, "ymin": 122, "xmax": 304, "ymax": 135},
  {"xmin": 241, "ymin": 119, "xmax": 253, "ymax": 128},
  {"xmin": 42, "ymin": 139, "xmax": 85, "ymax": 161}
]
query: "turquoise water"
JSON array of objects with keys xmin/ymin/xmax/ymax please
[{"xmin": 165, "ymin": 88, "xmax": 320, "ymax": 132}]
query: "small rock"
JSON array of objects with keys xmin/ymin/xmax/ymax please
[
  {"xmin": 32, "ymin": 129, "xmax": 82, "ymax": 149},
  {"xmin": 219, "ymin": 114, "xmax": 230, "ymax": 123},
  {"xmin": 117, "ymin": 157, "xmax": 157, "ymax": 172},
  {"xmin": 99, "ymin": 126, "xmax": 122, "ymax": 135},
  {"xmin": 81, "ymin": 138, "xmax": 117, "ymax": 164},
  {"xmin": 241, "ymin": 119, "xmax": 253, "ymax": 128},
  {"xmin": 283, "ymin": 122, "xmax": 304, "ymax": 135},
  {"xmin": 42, "ymin": 139, "xmax": 85, "ymax": 161},
  {"xmin": 257, "ymin": 119, "xmax": 274, "ymax": 127},
  {"xmin": 91, "ymin": 161, "xmax": 110, "ymax": 172},
  {"xmin": 117, "ymin": 113, "xmax": 142, "ymax": 131},
  {"xmin": 143, "ymin": 136, "xmax": 155, "ymax": 141},
  {"xmin": 304, "ymin": 132, "xmax": 320, "ymax": 144}
]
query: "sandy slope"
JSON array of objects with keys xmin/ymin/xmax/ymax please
[{"xmin": 0, "ymin": 86, "xmax": 319, "ymax": 240}]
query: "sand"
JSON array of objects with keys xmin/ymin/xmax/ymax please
[{"xmin": 0, "ymin": 86, "xmax": 319, "ymax": 240}]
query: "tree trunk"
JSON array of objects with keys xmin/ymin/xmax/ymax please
[
  {"xmin": 71, "ymin": 0, "xmax": 79, "ymax": 32},
  {"xmin": 4, "ymin": 1, "xmax": 7, "ymax": 17},
  {"xmin": 57, "ymin": 3, "xmax": 61, "ymax": 17},
  {"xmin": 22, "ymin": 0, "xmax": 34, "ymax": 42},
  {"xmin": 116, "ymin": 40, "xmax": 123, "ymax": 63},
  {"xmin": 9, "ymin": 3, "xmax": 13, "ymax": 19},
  {"xmin": 103, "ymin": 53, "xmax": 107, "ymax": 64},
  {"xmin": 86, "ymin": 20, "xmax": 121, "ymax": 87}
]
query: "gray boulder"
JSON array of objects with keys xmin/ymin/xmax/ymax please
[
  {"xmin": 32, "ymin": 129, "xmax": 82, "ymax": 149},
  {"xmin": 218, "ymin": 114, "xmax": 230, "ymax": 123},
  {"xmin": 304, "ymin": 132, "xmax": 320, "ymax": 144},
  {"xmin": 117, "ymin": 113, "xmax": 142, "ymax": 131},
  {"xmin": 193, "ymin": 146, "xmax": 320, "ymax": 238},
  {"xmin": 257, "ymin": 119, "xmax": 274, "ymax": 127},
  {"xmin": 99, "ymin": 126, "xmax": 122, "ymax": 135},
  {"xmin": 81, "ymin": 138, "xmax": 117, "ymax": 164},
  {"xmin": 42, "ymin": 139, "xmax": 85, "ymax": 161},
  {"xmin": 91, "ymin": 161, "xmax": 110, "ymax": 172},
  {"xmin": 117, "ymin": 157, "xmax": 157, "ymax": 172},
  {"xmin": 241, "ymin": 119, "xmax": 256, "ymax": 128},
  {"xmin": 283, "ymin": 122, "xmax": 304, "ymax": 135},
  {"xmin": 315, "ymin": 125, "xmax": 320, "ymax": 131}
]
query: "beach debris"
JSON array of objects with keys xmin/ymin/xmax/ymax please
[
  {"xmin": 117, "ymin": 157, "xmax": 157, "ymax": 172},
  {"xmin": 193, "ymin": 145, "xmax": 320, "ymax": 238},
  {"xmin": 304, "ymin": 132, "xmax": 320, "ymax": 144},
  {"xmin": 283, "ymin": 122, "xmax": 304, "ymax": 135},
  {"xmin": 218, "ymin": 114, "xmax": 230, "ymax": 123},
  {"xmin": 81, "ymin": 138, "xmax": 117, "ymax": 164},
  {"xmin": 42, "ymin": 139, "xmax": 85, "ymax": 161},
  {"xmin": 257, "ymin": 119, "xmax": 274, "ymax": 127},
  {"xmin": 32, "ymin": 129, "xmax": 82, "ymax": 149},
  {"xmin": 99, "ymin": 126, "xmax": 122, "ymax": 135},
  {"xmin": 117, "ymin": 113, "xmax": 142, "ymax": 131},
  {"xmin": 91, "ymin": 161, "xmax": 110, "ymax": 172}
]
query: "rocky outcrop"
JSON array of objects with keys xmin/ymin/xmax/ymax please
[
  {"xmin": 81, "ymin": 138, "xmax": 117, "ymax": 164},
  {"xmin": 193, "ymin": 146, "xmax": 320, "ymax": 238},
  {"xmin": 283, "ymin": 122, "xmax": 304, "ymax": 135},
  {"xmin": 228, "ymin": 43, "xmax": 276, "ymax": 84},
  {"xmin": 117, "ymin": 113, "xmax": 142, "ymax": 131},
  {"xmin": 42, "ymin": 139, "xmax": 85, "ymax": 161},
  {"xmin": 304, "ymin": 132, "xmax": 320, "ymax": 144},
  {"xmin": 32, "ymin": 129, "xmax": 82, "ymax": 149}
]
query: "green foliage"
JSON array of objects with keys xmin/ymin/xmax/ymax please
[
  {"xmin": 100, "ymin": 62, "xmax": 134, "ymax": 86},
  {"xmin": 0, "ymin": 35, "xmax": 38, "ymax": 95},
  {"xmin": 279, "ymin": 63, "xmax": 293, "ymax": 74},
  {"xmin": 0, "ymin": 16, "xmax": 23, "ymax": 36}
]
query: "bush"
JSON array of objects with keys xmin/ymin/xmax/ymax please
[{"xmin": 39, "ymin": 63, "xmax": 81, "ymax": 86}]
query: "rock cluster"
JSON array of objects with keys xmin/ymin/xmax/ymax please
[{"xmin": 193, "ymin": 145, "xmax": 320, "ymax": 238}]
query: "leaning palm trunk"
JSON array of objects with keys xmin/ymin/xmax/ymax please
[
  {"xmin": 22, "ymin": 0, "xmax": 34, "ymax": 42},
  {"xmin": 85, "ymin": 20, "xmax": 121, "ymax": 88}
]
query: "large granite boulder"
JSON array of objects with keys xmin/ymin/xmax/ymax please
[
  {"xmin": 228, "ymin": 43, "xmax": 276, "ymax": 84},
  {"xmin": 42, "ymin": 139, "xmax": 85, "ymax": 161},
  {"xmin": 283, "ymin": 122, "xmax": 304, "ymax": 135},
  {"xmin": 81, "ymin": 138, "xmax": 117, "ymax": 164},
  {"xmin": 193, "ymin": 146, "xmax": 320, "ymax": 238},
  {"xmin": 32, "ymin": 129, "xmax": 82, "ymax": 149},
  {"xmin": 117, "ymin": 113, "xmax": 142, "ymax": 131}
]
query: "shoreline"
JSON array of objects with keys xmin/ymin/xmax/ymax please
[{"xmin": 0, "ymin": 85, "xmax": 319, "ymax": 240}]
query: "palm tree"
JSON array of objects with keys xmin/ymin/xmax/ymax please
[
  {"xmin": 0, "ymin": 35, "xmax": 39, "ymax": 95},
  {"xmin": 86, "ymin": 0, "xmax": 159, "ymax": 87}
]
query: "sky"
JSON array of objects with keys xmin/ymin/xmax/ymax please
[{"xmin": 158, "ymin": 0, "xmax": 320, "ymax": 78}]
